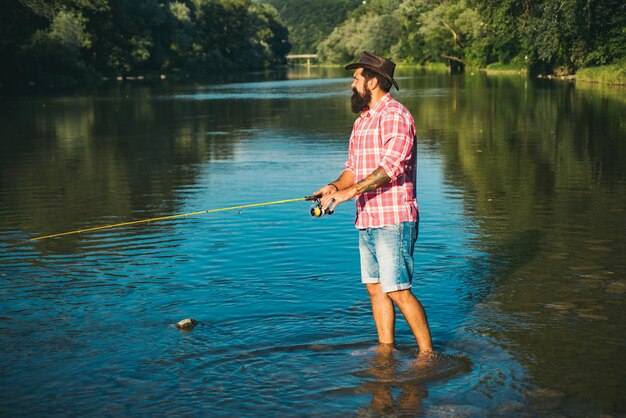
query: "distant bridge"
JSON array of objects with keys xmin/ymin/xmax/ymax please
[{"xmin": 286, "ymin": 54, "xmax": 318, "ymax": 67}]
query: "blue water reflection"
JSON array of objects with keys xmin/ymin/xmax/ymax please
[
  {"xmin": 1, "ymin": 68, "xmax": 624, "ymax": 416},
  {"xmin": 167, "ymin": 78, "xmax": 349, "ymax": 100}
]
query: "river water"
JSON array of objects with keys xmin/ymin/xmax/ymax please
[{"xmin": 1, "ymin": 67, "xmax": 624, "ymax": 416}]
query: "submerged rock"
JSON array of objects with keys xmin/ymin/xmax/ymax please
[{"xmin": 176, "ymin": 318, "xmax": 198, "ymax": 332}]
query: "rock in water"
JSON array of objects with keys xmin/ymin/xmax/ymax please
[{"xmin": 176, "ymin": 318, "xmax": 198, "ymax": 331}]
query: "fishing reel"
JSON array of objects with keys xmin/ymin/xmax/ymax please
[{"xmin": 305, "ymin": 195, "xmax": 333, "ymax": 218}]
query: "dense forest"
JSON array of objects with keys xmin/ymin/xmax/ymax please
[
  {"xmin": 265, "ymin": 0, "xmax": 361, "ymax": 54},
  {"xmin": 297, "ymin": 0, "xmax": 625, "ymax": 75},
  {"xmin": 0, "ymin": 0, "xmax": 290, "ymax": 84},
  {"xmin": 1, "ymin": 0, "xmax": 624, "ymax": 85}
]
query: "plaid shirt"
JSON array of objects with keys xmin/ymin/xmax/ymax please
[{"xmin": 345, "ymin": 93, "xmax": 418, "ymax": 229}]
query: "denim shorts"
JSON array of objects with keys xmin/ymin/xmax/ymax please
[{"xmin": 359, "ymin": 220, "xmax": 418, "ymax": 293}]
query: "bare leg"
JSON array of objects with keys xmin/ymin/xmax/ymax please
[
  {"xmin": 366, "ymin": 283, "xmax": 396, "ymax": 347},
  {"xmin": 387, "ymin": 289, "xmax": 433, "ymax": 353}
]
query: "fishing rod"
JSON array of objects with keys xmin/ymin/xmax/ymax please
[{"xmin": 31, "ymin": 195, "xmax": 332, "ymax": 241}]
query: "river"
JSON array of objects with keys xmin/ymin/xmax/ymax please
[{"xmin": 1, "ymin": 67, "xmax": 624, "ymax": 416}]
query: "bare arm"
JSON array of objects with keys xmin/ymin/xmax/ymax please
[
  {"xmin": 329, "ymin": 170, "xmax": 356, "ymax": 192},
  {"xmin": 354, "ymin": 166, "xmax": 391, "ymax": 194},
  {"xmin": 320, "ymin": 166, "xmax": 390, "ymax": 212}
]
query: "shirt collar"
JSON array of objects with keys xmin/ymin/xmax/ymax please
[{"xmin": 360, "ymin": 93, "xmax": 392, "ymax": 118}]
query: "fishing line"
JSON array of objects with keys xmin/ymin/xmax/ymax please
[{"xmin": 31, "ymin": 197, "xmax": 307, "ymax": 241}]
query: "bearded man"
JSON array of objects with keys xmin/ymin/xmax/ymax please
[{"xmin": 312, "ymin": 51, "xmax": 433, "ymax": 356}]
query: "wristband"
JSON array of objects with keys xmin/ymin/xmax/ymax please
[{"xmin": 328, "ymin": 183, "xmax": 338, "ymax": 192}]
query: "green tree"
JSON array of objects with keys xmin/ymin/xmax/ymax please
[
  {"xmin": 522, "ymin": 0, "xmax": 580, "ymax": 73},
  {"xmin": 266, "ymin": 0, "xmax": 361, "ymax": 54},
  {"xmin": 312, "ymin": 0, "xmax": 625, "ymax": 74},
  {"xmin": 186, "ymin": 0, "xmax": 288, "ymax": 71},
  {"xmin": 583, "ymin": 0, "xmax": 626, "ymax": 66},
  {"xmin": 317, "ymin": 0, "xmax": 484, "ymax": 70},
  {"xmin": 166, "ymin": 1, "xmax": 195, "ymax": 69},
  {"xmin": 473, "ymin": 0, "xmax": 626, "ymax": 73},
  {"xmin": 249, "ymin": 3, "xmax": 290, "ymax": 66},
  {"xmin": 86, "ymin": 0, "xmax": 169, "ymax": 74},
  {"xmin": 468, "ymin": 0, "xmax": 526, "ymax": 67},
  {"xmin": 0, "ymin": 0, "xmax": 107, "ymax": 81},
  {"xmin": 317, "ymin": 0, "xmax": 403, "ymax": 63},
  {"xmin": 391, "ymin": 0, "xmax": 433, "ymax": 63},
  {"xmin": 23, "ymin": 10, "xmax": 94, "ymax": 80},
  {"xmin": 0, "ymin": 0, "xmax": 290, "ymax": 84},
  {"xmin": 416, "ymin": 0, "xmax": 483, "ymax": 70}
]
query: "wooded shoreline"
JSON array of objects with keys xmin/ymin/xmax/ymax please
[
  {"xmin": 2, "ymin": 62, "xmax": 624, "ymax": 92},
  {"xmin": 2, "ymin": 0, "xmax": 624, "ymax": 89}
]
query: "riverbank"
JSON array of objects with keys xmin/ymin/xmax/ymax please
[
  {"xmin": 0, "ymin": 67, "xmax": 292, "ymax": 92},
  {"xmin": 483, "ymin": 63, "xmax": 528, "ymax": 75},
  {"xmin": 575, "ymin": 63, "xmax": 626, "ymax": 86},
  {"xmin": 5, "ymin": 61, "xmax": 624, "ymax": 92},
  {"xmin": 479, "ymin": 62, "xmax": 626, "ymax": 86}
]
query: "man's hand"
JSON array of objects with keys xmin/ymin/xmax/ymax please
[
  {"xmin": 318, "ymin": 166, "xmax": 391, "ymax": 213},
  {"xmin": 310, "ymin": 184, "xmax": 337, "ymax": 199},
  {"xmin": 320, "ymin": 186, "xmax": 357, "ymax": 213},
  {"xmin": 310, "ymin": 170, "xmax": 357, "ymax": 214}
]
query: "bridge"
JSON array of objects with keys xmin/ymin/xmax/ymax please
[{"xmin": 286, "ymin": 54, "xmax": 318, "ymax": 67}]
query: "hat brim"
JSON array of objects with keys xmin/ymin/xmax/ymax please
[{"xmin": 345, "ymin": 63, "xmax": 399, "ymax": 91}]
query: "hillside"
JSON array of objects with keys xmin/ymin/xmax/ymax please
[{"xmin": 265, "ymin": 0, "xmax": 361, "ymax": 54}]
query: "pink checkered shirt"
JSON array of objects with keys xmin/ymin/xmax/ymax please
[{"xmin": 345, "ymin": 93, "xmax": 418, "ymax": 229}]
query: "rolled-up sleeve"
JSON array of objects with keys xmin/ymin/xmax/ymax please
[{"xmin": 378, "ymin": 111, "xmax": 415, "ymax": 181}]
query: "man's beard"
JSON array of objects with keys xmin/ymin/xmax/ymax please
[{"xmin": 351, "ymin": 87, "xmax": 371, "ymax": 113}]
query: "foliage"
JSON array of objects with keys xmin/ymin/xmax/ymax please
[
  {"xmin": 20, "ymin": 9, "xmax": 94, "ymax": 81},
  {"xmin": 417, "ymin": 0, "xmax": 483, "ymax": 69},
  {"xmin": 518, "ymin": 0, "xmax": 626, "ymax": 73},
  {"xmin": 390, "ymin": 0, "xmax": 431, "ymax": 62},
  {"xmin": 0, "ymin": 0, "xmax": 290, "ymax": 84},
  {"xmin": 266, "ymin": 0, "xmax": 361, "ymax": 54},
  {"xmin": 318, "ymin": 13, "xmax": 403, "ymax": 63},
  {"xmin": 311, "ymin": 0, "xmax": 626, "ymax": 75},
  {"xmin": 317, "ymin": 0, "xmax": 405, "ymax": 63},
  {"xmin": 316, "ymin": 0, "xmax": 486, "ymax": 69},
  {"xmin": 2, "ymin": 0, "xmax": 624, "ymax": 83}
]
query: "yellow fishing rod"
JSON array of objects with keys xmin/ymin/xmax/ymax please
[{"xmin": 32, "ymin": 197, "xmax": 315, "ymax": 241}]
